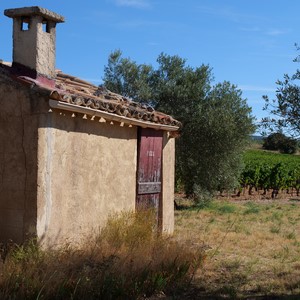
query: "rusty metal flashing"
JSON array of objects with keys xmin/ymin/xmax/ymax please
[{"xmin": 49, "ymin": 99, "xmax": 180, "ymax": 132}]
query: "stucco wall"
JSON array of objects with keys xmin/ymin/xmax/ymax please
[
  {"xmin": 0, "ymin": 73, "xmax": 175, "ymax": 246},
  {"xmin": 0, "ymin": 76, "xmax": 39, "ymax": 243},
  {"xmin": 161, "ymin": 133, "xmax": 175, "ymax": 234},
  {"xmin": 36, "ymin": 110, "xmax": 137, "ymax": 246}
]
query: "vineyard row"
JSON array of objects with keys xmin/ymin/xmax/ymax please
[{"xmin": 239, "ymin": 150, "xmax": 300, "ymax": 198}]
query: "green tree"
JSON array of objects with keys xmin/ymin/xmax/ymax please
[
  {"xmin": 262, "ymin": 46, "xmax": 300, "ymax": 138},
  {"xmin": 103, "ymin": 50, "xmax": 255, "ymax": 195},
  {"xmin": 104, "ymin": 49, "xmax": 154, "ymax": 103},
  {"xmin": 263, "ymin": 132, "xmax": 298, "ymax": 154}
]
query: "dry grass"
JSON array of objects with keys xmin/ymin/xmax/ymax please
[
  {"xmin": 174, "ymin": 197, "xmax": 300, "ymax": 298},
  {"xmin": 2, "ymin": 200, "xmax": 300, "ymax": 299},
  {"xmin": 0, "ymin": 211, "xmax": 204, "ymax": 299}
]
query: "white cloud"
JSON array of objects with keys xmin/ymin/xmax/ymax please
[
  {"xmin": 265, "ymin": 29, "xmax": 287, "ymax": 36},
  {"xmin": 239, "ymin": 85, "xmax": 276, "ymax": 93},
  {"xmin": 113, "ymin": 0, "xmax": 150, "ymax": 9},
  {"xmin": 240, "ymin": 26, "xmax": 261, "ymax": 33},
  {"xmin": 196, "ymin": 5, "xmax": 263, "ymax": 23},
  {"xmin": 147, "ymin": 41, "xmax": 159, "ymax": 46},
  {"xmin": 116, "ymin": 19, "xmax": 164, "ymax": 29},
  {"xmin": 114, "ymin": 18, "xmax": 186, "ymax": 32},
  {"xmin": 239, "ymin": 27, "xmax": 288, "ymax": 37}
]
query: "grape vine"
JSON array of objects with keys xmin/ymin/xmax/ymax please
[{"xmin": 239, "ymin": 150, "xmax": 300, "ymax": 198}]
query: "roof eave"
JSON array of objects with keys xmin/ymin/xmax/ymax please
[{"xmin": 49, "ymin": 99, "xmax": 180, "ymax": 132}]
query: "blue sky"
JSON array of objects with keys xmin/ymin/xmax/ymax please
[{"xmin": 0, "ymin": 1, "xmax": 299, "ymax": 124}]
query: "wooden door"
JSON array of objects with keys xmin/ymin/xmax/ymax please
[{"xmin": 136, "ymin": 128, "xmax": 163, "ymax": 223}]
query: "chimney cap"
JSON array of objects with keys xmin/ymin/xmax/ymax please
[{"xmin": 4, "ymin": 6, "xmax": 65, "ymax": 23}]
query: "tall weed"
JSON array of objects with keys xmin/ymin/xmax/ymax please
[{"xmin": 0, "ymin": 210, "xmax": 204, "ymax": 299}]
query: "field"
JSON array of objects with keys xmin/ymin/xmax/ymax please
[
  {"xmin": 174, "ymin": 197, "xmax": 300, "ymax": 299},
  {"xmin": 1, "ymin": 200, "xmax": 300, "ymax": 299}
]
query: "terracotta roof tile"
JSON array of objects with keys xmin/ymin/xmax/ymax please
[
  {"xmin": 0, "ymin": 63, "xmax": 182, "ymax": 130},
  {"xmin": 52, "ymin": 72, "xmax": 181, "ymax": 128}
]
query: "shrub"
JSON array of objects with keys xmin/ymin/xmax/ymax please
[
  {"xmin": 193, "ymin": 184, "xmax": 214, "ymax": 209},
  {"xmin": 0, "ymin": 211, "xmax": 205, "ymax": 299},
  {"xmin": 278, "ymin": 137, "xmax": 298, "ymax": 154},
  {"xmin": 263, "ymin": 132, "xmax": 298, "ymax": 154},
  {"xmin": 263, "ymin": 132, "xmax": 286, "ymax": 150}
]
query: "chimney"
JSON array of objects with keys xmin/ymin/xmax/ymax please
[{"xmin": 4, "ymin": 7, "xmax": 64, "ymax": 83}]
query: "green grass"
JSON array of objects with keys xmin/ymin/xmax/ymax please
[
  {"xmin": 243, "ymin": 201, "xmax": 261, "ymax": 214},
  {"xmin": 201, "ymin": 201, "xmax": 237, "ymax": 214},
  {"xmin": 245, "ymin": 148, "xmax": 300, "ymax": 161}
]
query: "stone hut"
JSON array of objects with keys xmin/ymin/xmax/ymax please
[{"xmin": 0, "ymin": 7, "xmax": 180, "ymax": 247}]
